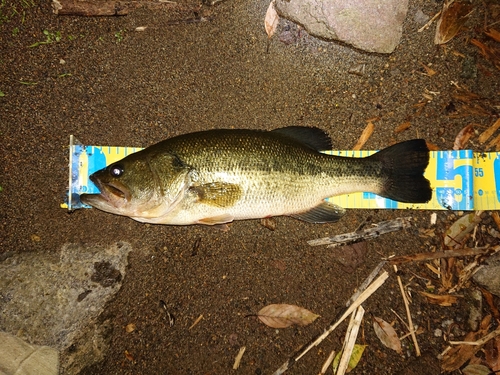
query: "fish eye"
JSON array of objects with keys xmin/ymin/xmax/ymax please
[{"xmin": 109, "ymin": 164, "xmax": 124, "ymax": 177}]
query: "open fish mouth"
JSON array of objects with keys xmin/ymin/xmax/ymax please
[{"xmin": 80, "ymin": 176, "xmax": 131, "ymax": 210}]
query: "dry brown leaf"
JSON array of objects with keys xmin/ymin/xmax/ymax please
[
  {"xmin": 419, "ymin": 62, "xmax": 437, "ymax": 76},
  {"xmin": 462, "ymin": 364, "xmax": 492, "ymax": 375},
  {"xmin": 471, "ymin": 39, "xmax": 500, "ymax": 70},
  {"xmin": 257, "ymin": 304, "xmax": 319, "ymax": 328},
  {"xmin": 394, "ymin": 122, "xmax": 411, "ymax": 134},
  {"xmin": 485, "ymin": 28, "xmax": 500, "ymax": 42},
  {"xmin": 264, "ymin": 1, "xmax": 279, "ymax": 39},
  {"xmin": 124, "ymin": 350, "xmax": 134, "ymax": 361},
  {"xmin": 486, "ymin": 133, "xmax": 500, "ymax": 151},
  {"xmin": 426, "ymin": 141, "xmax": 440, "ymax": 151},
  {"xmin": 453, "ymin": 123, "xmax": 474, "ymax": 150},
  {"xmin": 435, "ymin": 1, "xmax": 474, "ymax": 45},
  {"xmin": 353, "ymin": 122, "xmax": 374, "ymax": 150},
  {"xmin": 419, "ymin": 291, "xmax": 459, "ymax": 306},
  {"xmin": 441, "ymin": 315, "xmax": 492, "ymax": 372},
  {"xmin": 260, "ymin": 217, "xmax": 277, "ymax": 231},
  {"xmin": 444, "ymin": 212, "xmax": 482, "ymax": 248},
  {"xmin": 484, "ymin": 337, "xmax": 500, "ymax": 372},
  {"xmin": 478, "ymin": 118, "xmax": 500, "ymax": 144},
  {"xmin": 372, "ymin": 316, "xmax": 402, "ymax": 354}
]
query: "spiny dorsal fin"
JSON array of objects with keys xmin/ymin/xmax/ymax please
[{"xmin": 271, "ymin": 126, "xmax": 332, "ymax": 151}]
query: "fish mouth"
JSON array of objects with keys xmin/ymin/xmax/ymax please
[{"xmin": 80, "ymin": 176, "xmax": 131, "ymax": 210}]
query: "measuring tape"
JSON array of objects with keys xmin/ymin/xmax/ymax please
[{"xmin": 63, "ymin": 136, "xmax": 500, "ymax": 211}]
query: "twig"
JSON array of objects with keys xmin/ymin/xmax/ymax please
[
  {"xmin": 394, "ymin": 265, "xmax": 421, "ymax": 357},
  {"xmin": 189, "ymin": 314, "xmax": 203, "ymax": 329},
  {"xmin": 272, "ymin": 264, "xmax": 389, "ymax": 375},
  {"xmin": 418, "ymin": 10, "xmax": 442, "ymax": 33},
  {"xmin": 319, "ymin": 350, "xmax": 336, "ymax": 375},
  {"xmin": 233, "ymin": 347, "xmax": 246, "ymax": 370},
  {"xmin": 336, "ymin": 306, "xmax": 365, "ymax": 375},
  {"xmin": 308, "ymin": 217, "xmax": 411, "ymax": 247},
  {"xmin": 449, "ymin": 326, "xmax": 500, "ymax": 346},
  {"xmin": 388, "ymin": 246, "xmax": 499, "ymax": 265}
]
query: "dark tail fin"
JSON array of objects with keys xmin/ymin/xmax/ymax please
[{"xmin": 369, "ymin": 139, "xmax": 432, "ymax": 203}]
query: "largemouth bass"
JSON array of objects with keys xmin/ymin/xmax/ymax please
[{"xmin": 80, "ymin": 127, "xmax": 432, "ymax": 226}]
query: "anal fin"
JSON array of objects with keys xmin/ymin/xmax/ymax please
[{"xmin": 291, "ymin": 201, "xmax": 346, "ymax": 223}]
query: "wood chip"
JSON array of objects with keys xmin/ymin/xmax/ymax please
[
  {"xmin": 352, "ymin": 122, "xmax": 374, "ymax": 150},
  {"xmin": 478, "ymin": 118, "xmax": 500, "ymax": 144}
]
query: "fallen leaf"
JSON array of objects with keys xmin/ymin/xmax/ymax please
[
  {"xmin": 426, "ymin": 141, "xmax": 440, "ymax": 151},
  {"xmin": 435, "ymin": 1, "xmax": 474, "ymax": 45},
  {"xmin": 261, "ymin": 217, "xmax": 277, "ymax": 231},
  {"xmin": 264, "ymin": 0, "xmax": 279, "ymax": 39},
  {"xmin": 462, "ymin": 364, "xmax": 492, "ymax": 375},
  {"xmin": 394, "ymin": 122, "xmax": 411, "ymax": 134},
  {"xmin": 486, "ymin": 133, "xmax": 500, "ymax": 151},
  {"xmin": 441, "ymin": 315, "xmax": 491, "ymax": 372},
  {"xmin": 256, "ymin": 304, "xmax": 319, "ymax": 328},
  {"xmin": 419, "ymin": 62, "xmax": 437, "ymax": 76},
  {"xmin": 419, "ymin": 291, "xmax": 459, "ymax": 306},
  {"xmin": 471, "ymin": 39, "xmax": 500, "ymax": 69},
  {"xmin": 453, "ymin": 123, "xmax": 474, "ymax": 150},
  {"xmin": 124, "ymin": 350, "xmax": 134, "ymax": 361},
  {"xmin": 444, "ymin": 213, "xmax": 481, "ymax": 248},
  {"xmin": 352, "ymin": 122, "xmax": 374, "ymax": 150},
  {"xmin": 372, "ymin": 316, "xmax": 402, "ymax": 354},
  {"xmin": 485, "ymin": 28, "xmax": 500, "ymax": 42},
  {"xmin": 332, "ymin": 344, "xmax": 367, "ymax": 373},
  {"xmin": 485, "ymin": 337, "xmax": 500, "ymax": 372},
  {"xmin": 125, "ymin": 323, "xmax": 136, "ymax": 333},
  {"xmin": 478, "ymin": 118, "xmax": 500, "ymax": 144}
]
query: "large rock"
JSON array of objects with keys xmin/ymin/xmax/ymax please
[
  {"xmin": 473, "ymin": 252, "xmax": 500, "ymax": 297},
  {"xmin": 274, "ymin": 0, "xmax": 409, "ymax": 53},
  {"xmin": 0, "ymin": 242, "xmax": 132, "ymax": 375}
]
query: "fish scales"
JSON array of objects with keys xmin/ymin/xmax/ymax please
[{"xmin": 80, "ymin": 127, "xmax": 432, "ymax": 226}]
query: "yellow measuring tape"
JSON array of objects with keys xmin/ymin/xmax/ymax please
[{"xmin": 63, "ymin": 136, "xmax": 500, "ymax": 211}]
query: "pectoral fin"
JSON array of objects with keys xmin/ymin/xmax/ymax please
[
  {"xmin": 291, "ymin": 201, "xmax": 346, "ymax": 223},
  {"xmin": 197, "ymin": 214, "xmax": 235, "ymax": 225},
  {"xmin": 190, "ymin": 182, "xmax": 242, "ymax": 208}
]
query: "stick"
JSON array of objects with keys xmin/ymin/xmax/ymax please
[
  {"xmin": 418, "ymin": 10, "xmax": 442, "ymax": 33},
  {"xmin": 233, "ymin": 347, "xmax": 246, "ymax": 370},
  {"xmin": 394, "ymin": 265, "xmax": 420, "ymax": 357},
  {"xmin": 319, "ymin": 350, "xmax": 336, "ymax": 375},
  {"xmin": 449, "ymin": 326, "xmax": 500, "ymax": 346},
  {"xmin": 336, "ymin": 306, "xmax": 365, "ymax": 375},
  {"xmin": 388, "ymin": 246, "xmax": 499, "ymax": 265},
  {"xmin": 272, "ymin": 267, "xmax": 388, "ymax": 375},
  {"xmin": 308, "ymin": 217, "xmax": 411, "ymax": 247}
]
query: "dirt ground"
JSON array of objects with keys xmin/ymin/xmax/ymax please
[{"xmin": 1, "ymin": 0, "xmax": 499, "ymax": 374}]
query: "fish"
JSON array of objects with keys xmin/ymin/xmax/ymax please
[{"xmin": 80, "ymin": 127, "xmax": 432, "ymax": 226}]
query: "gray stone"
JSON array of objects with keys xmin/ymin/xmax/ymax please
[
  {"xmin": 0, "ymin": 242, "xmax": 132, "ymax": 375},
  {"xmin": 473, "ymin": 252, "xmax": 500, "ymax": 297},
  {"xmin": 0, "ymin": 332, "xmax": 59, "ymax": 375},
  {"xmin": 274, "ymin": 0, "xmax": 409, "ymax": 53}
]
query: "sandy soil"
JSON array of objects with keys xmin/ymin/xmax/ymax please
[{"xmin": 1, "ymin": 0, "xmax": 499, "ymax": 373}]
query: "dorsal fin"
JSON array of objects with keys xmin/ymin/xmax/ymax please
[{"xmin": 271, "ymin": 126, "xmax": 332, "ymax": 151}]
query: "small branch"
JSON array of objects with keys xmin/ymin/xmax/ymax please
[
  {"xmin": 308, "ymin": 217, "xmax": 411, "ymax": 247},
  {"xmin": 418, "ymin": 10, "xmax": 442, "ymax": 33},
  {"xmin": 388, "ymin": 246, "xmax": 499, "ymax": 265},
  {"xmin": 336, "ymin": 306, "xmax": 365, "ymax": 375},
  {"xmin": 318, "ymin": 350, "xmax": 336, "ymax": 375},
  {"xmin": 449, "ymin": 326, "xmax": 500, "ymax": 346},
  {"xmin": 273, "ymin": 263, "xmax": 388, "ymax": 375}
]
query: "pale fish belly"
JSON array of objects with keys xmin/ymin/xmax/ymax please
[{"xmin": 148, "ymin": 167, "xmax": 383, "ymax": 225}]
